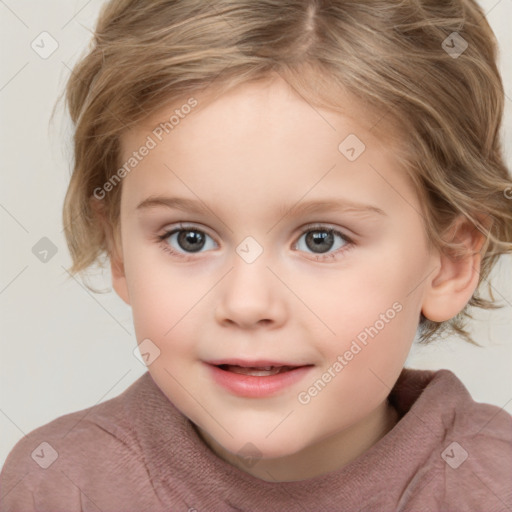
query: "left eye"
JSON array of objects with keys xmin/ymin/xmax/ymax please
[{"xmin": 295, "ymin": 227, "xmax": 351, "ymax": 255}]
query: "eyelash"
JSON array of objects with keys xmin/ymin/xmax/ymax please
[{"xmin": 156, "ymin": 223, "xmax": 355, "ymax": 262}]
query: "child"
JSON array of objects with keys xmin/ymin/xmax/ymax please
[{"xmin": 1, "ymin": 0, "xmax": 511, "ymax": 510}]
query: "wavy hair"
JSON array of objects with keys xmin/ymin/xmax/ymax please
[{"xmin": 59, "ymin": 0, "xmax": 512, "ymax": 344}]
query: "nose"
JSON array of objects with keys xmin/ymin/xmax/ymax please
[{"xmin": 214, "ymin": 254, "xmax": 287, "ymax": 330}]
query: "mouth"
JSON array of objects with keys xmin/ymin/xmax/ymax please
[
  {"xmin": 206, "ymin": 358, "xmax": 311, "ymax": 376},
  {"xmin": 216, "ymin": 364, "xmax": 299, "ymax": 377},
  {"xmin": 204, "ymin": 359, "xmax": 314, "ymax": 397}
]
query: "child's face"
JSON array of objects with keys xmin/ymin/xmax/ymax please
[{"xmin": 114, "ymin": 76, "xmax": 440, "ymax": 478}]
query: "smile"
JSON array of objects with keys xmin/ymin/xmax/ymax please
[{"xmin": 204, "ymin": 360, "xmax": 314, "ymax": 398}]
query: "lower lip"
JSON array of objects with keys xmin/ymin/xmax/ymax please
[{"xmin": 205, "ymin": 364, "xmax": 313, "ymax": 398}]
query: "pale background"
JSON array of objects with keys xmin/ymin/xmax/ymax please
[{"xmin": 0, "ymin": 0, "xmax": 511, "ymax": 468}]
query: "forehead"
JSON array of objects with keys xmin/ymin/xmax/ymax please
[
  {"xmin": 117, "ymin": 77, "xmax": 419, "ymax": 219},
  {"xmin": 123, "ymin": 75, "xmax": 402, "ymax": 153}
]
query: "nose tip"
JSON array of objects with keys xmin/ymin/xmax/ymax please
[{"xmin": 215, "ymin": 263, "xmax": 286, "ymax": 330}]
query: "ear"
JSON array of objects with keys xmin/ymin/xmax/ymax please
[
  {"xmin": 421, "ymin": 214, "xmax": 489, "ymax": 322},
  {"xmin": 90, "ymin": 197, "xmax": 131, "ymax": 305}
]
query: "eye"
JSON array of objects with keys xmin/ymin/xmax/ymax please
[
  {"xmin": 294, "ymin": 224, "xmax": 353, "ymax": 260},
  {"xmin": 157, "ymin": 224, "xmax": 217, "ymax": 260}
]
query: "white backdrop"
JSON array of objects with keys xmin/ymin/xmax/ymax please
[{"xmin": 1, "ymin": 0, "xmax": 511, "ymax": 468}]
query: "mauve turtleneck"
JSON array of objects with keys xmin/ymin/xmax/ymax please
[{"xmin": 1, "ymin": 367, "xmax": 511, "ymax": 511}]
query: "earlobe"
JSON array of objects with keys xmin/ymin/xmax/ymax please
[{"xmin": 421, "ymin": 215, "xmax": 488, "ymax": 323}]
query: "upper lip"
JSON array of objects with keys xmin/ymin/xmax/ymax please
[{"xmin": 205, "ymin": 359, "xmax": 311, "ymax": 368}]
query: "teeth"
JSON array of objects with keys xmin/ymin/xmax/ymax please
[{"xmin": 224, "ymin": 365, "xmax": 291, "ymax": 376}]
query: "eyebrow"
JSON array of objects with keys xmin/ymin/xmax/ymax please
[{"xmin": 135, "ymin": 195, "xmax": 387, "ymax": 218}]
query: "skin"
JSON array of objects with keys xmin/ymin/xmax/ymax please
[{"xmin": 106, "ymin": 73, "xmax": 484, "ymax": 482}]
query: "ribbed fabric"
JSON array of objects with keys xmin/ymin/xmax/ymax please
[{"xmin": 1, "ymin": 368, "xmax": 511, "ymax": 511}]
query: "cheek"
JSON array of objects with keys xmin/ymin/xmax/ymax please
[
  {"xmin": 304, "ymin": 306, "xmax": 413, "ymax": 431},
  {"xmin": 124, "ymin": 246, "xmax": 198, "ymax": 342},
  {"xmin": 314, "ymin": 258, "xmax": 417, "ymax": 344},
  {"xmin": 313, "ymin": 244, "xmax": 424, "ymax": 381}
]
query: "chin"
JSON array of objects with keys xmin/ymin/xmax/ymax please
[
  {"xmin": 215, "ymin": 427, "xmax": 311, "ymax": 462},
  {"xmin": 193, "ymin": 409, "xmax": 319, "ymax": 462}
]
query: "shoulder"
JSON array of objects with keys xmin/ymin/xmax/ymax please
[
  {"xmin": 443, "ymin": 377, "xmax": 512, "ymax": 511},
  {"xmin": 0, "ymin": 373, "xmax": 161, "ymax": 511},
  {"xmin": 403, "ymin": 369, "xmax": 512, "ymax": 511},
  {"xmin": 399, "ymin": 368, "xmax": 512, "ymax": 445},
  {"xmin": 432, "ymin": 369, "xmax": 512, "ymax": 456}
]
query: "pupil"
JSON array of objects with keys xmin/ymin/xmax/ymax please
[
  {"xmin": 307, "ymin": 231, "xmax": 333, "ymax": 253},
  {"xmin": 179, "ymin": 230, "xmax": 205, "ymax": 252}
]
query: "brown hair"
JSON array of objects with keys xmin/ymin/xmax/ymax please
[{"xmin": 60, "ymin": 0, "xmax": 512, "ymax": 344}]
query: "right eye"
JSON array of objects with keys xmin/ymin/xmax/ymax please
[{"xmin": 157, "ymin": 224, "xmax": 218, "ymax": 260}]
